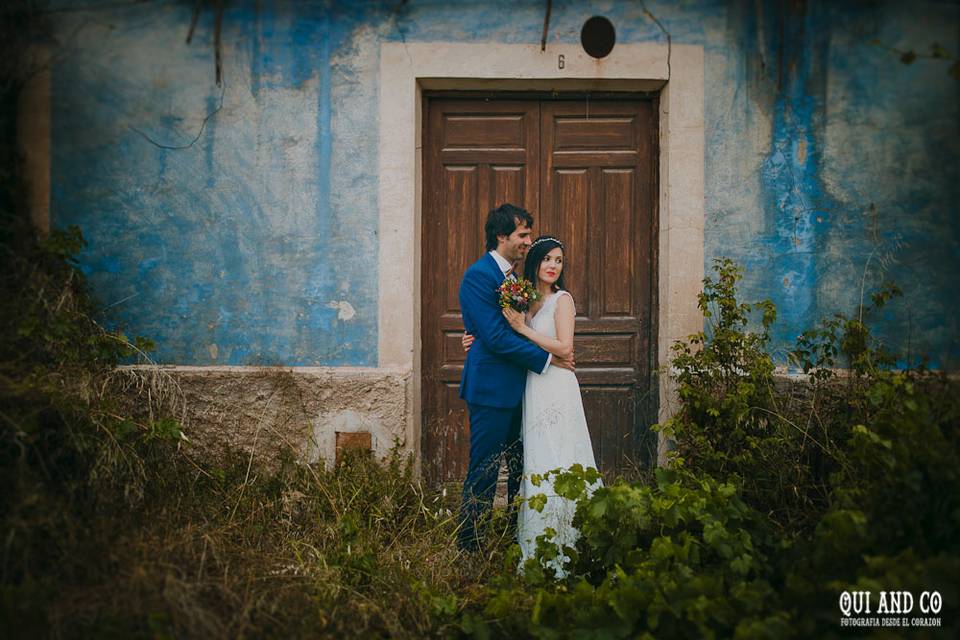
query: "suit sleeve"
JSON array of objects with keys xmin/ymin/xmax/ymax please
[{"xmin": 460, "ymin": 269, "xmax": 550, "ymax": 374}]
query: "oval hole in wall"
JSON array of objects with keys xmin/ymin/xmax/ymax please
[{"xmin": 581, "ymin": 16, "xmax": 615, "ymax": 59}]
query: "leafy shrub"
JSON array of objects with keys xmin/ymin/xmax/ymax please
[
  {"xmin": 785, "ymin": 289, "xmax": 960, "ymax": 636},
  {"xmin": 657, "ymin": 258, "xmax": 832, "ymax": 533},
  {"xmin": 469, "ymin": 466, "xmax": 790, "ymax": 639}
]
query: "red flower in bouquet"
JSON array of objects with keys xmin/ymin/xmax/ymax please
[{"xmin": 498, "ymin": 277, "xmax": 541, "ymax": 312}]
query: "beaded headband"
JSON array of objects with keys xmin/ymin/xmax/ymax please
[{"xmin": 530, "ymin": 236, "xmax": 564, "ymax": 250}]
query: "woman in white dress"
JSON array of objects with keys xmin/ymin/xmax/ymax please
[{"xmin": 463, "ymin": 236, "xmax": 601, "ymax": 577}]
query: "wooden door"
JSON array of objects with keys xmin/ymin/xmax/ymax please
[{"xmin": 421, "ymin": 96, "xmax": 657, "ymax": 486}]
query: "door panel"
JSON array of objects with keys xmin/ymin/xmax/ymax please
[
  {"xmin": 550, "ymin": 169, "xmax": 590, "ymax": 313},
  {"xmin": 422, "ymin": 96, "xmax": 657, "ymax": 485},
  {"xmin": 601, "ymin": 169, "xmax": 635, "ymax": 316}
]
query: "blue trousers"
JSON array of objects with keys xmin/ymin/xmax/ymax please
[{"xmin": 457, "ymin": 402, "xmax": 523, "ymax": 550}]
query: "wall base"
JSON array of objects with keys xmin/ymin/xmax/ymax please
[{"xmin": 118, "ymin": 366, "xmax": 412, "ymax": 469}]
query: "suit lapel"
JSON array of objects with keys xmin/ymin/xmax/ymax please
[{"xmin": 483, "ymin": 252, "xmax": 506, "ymax": 285}]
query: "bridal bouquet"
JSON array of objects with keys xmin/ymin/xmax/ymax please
[{"xmin": 498, "ymin": 277, "xmax": 540, "ymax": 312}]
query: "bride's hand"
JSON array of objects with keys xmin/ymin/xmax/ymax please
[
  {"xmin": 461, "ymin": 331, "xmax": 474, "ymax": 352},
  {"xmin": 502, "ymin": 307, "xmax": 526, "ymax": 332}
]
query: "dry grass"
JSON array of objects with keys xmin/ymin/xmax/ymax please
[{"xmin": 14, "ymin": 445, "xmax": 512, "ymax": 639}]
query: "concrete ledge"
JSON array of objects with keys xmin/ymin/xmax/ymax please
[{"xmin": 117, "ymin": 365, "xmax": 412, "ymax": 469}]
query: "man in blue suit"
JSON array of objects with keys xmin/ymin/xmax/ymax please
[{"xmin": 457, "ymin": 203, "xmax": 575, "ymax": 551}]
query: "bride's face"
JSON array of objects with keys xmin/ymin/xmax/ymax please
[{"xmin": 538, "ymin": 247, "xmax": 564, "ymax": 287}]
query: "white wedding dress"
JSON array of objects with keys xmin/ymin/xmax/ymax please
[{"xmin": 518, "ymin": 290, "xmax": 602, "ymax": 577}]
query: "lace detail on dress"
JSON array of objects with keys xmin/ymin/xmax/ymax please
[{"xmin": 529, "ymin": 290, "xmax": 571, "ymax": 336}]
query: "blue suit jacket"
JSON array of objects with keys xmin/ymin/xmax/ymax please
[{"xmin": 459, "ymin": 253, "xmax": 550, "ymax": 408}]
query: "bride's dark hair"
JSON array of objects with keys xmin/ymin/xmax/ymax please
[{"xmin": 523, "ymin": 236, "xmax": 567, "ymax": 292}]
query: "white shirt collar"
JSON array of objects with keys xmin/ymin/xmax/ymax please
[{"xmin": 489, "ymin": 250, "xmax": 513, "ymax": 275}]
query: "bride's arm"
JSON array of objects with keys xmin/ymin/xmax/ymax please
[{"xmin": 502, "ymin": 296, "xmax": 575, "ymax": 360}]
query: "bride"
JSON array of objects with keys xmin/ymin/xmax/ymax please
[{"xmin": 463, "ymin": 235, "xmax": 600, "ymax": 577}]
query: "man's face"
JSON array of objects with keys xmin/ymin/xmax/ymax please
[{"xmin": 498, "ymin": 219, "xmax": 533, "ymax": 263}]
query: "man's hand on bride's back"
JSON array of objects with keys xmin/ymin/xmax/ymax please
[
  {"xmin": 552, "ymin": 354, "xmax": 576, "ymax": 372},
  {"xmin": 461, "ymin": 331, "xmax": 475, "ymax": 352}
]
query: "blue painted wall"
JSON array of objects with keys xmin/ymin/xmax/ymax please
[{"xmin": 50, "ymin": 0, "xmax": 959, "ymax": 367}]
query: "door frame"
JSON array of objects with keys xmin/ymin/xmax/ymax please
[{"xmin": 378, "ymin": 42, "xmax": 705, "ymax": 473}]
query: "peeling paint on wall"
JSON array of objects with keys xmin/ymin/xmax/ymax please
[{"xmin": 327, "ymin": 300, "xmax": 356, "ymax": 321}]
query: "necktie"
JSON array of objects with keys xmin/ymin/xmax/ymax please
[{"xmin": 505, "ymin": 267, "xmax": 516, "ymax": 280}]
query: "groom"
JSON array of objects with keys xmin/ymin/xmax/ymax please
[{"xmin": 457, "ymin": 203, "xmax": 574, "ymax": 551}]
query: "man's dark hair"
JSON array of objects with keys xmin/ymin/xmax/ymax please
[{"xmin": 484, "ymin": 203, "xmax": 534, "ymax": 251}]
